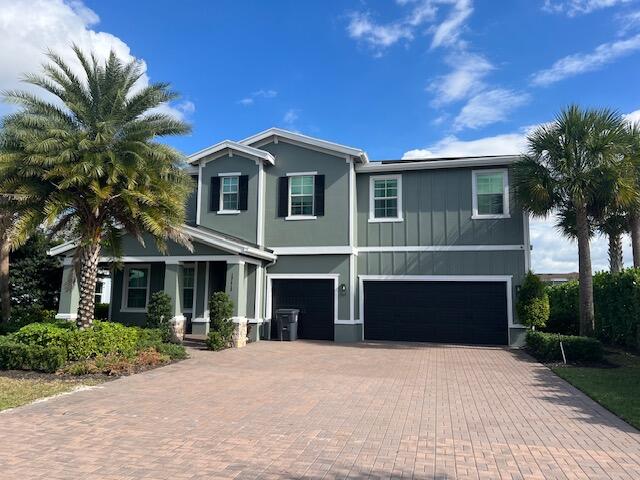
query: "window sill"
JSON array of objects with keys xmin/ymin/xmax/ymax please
[
  {"xmin": 217, "ymin": 210, "xmax": 240, "ymax": 215},
  {"xmin": 121, "ymin": 308, "xmax": 147, "ymax": 313},
  {"xmin": 368, "ymin": 217, "xmax": 404, "ymax": 223},
  {"xmin": 471, "ymin": 214, "xmax": 511, "ymax": 220},
  {"xmin": 285, "ymin": 215, "xmax": 317, "ymax": 221}
]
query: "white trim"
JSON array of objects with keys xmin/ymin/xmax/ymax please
[
  {"xmin": 285, "ymin": 215, "xmax": 317, "ymax": 221},
  {"xmin": 121, "ymin": 264, "xmax": 151, "ymax": 313},
  {"xmin": 47, "ymin": 240, "xmax": 76, "ymax": 256},
  {"xmin": 182, "ymin": 224, "xmax": 276, "ymax": 261},
  {"xmin": 335, "ymin": 318, "xmax": 362, "ymax": 325},
  {"xmin": 359, "ymin": 274, "xmax": 520, "ymax": 330},
  {"xmin": 369, "ymin": 174, "xmax": 403, "ymax": 223},
  {"xmin": 286, "ymin": 171, "xmax": 318, "ymax": 177},
  {"xmin": 189, "ymin": 140, "xmax": 275, "ymax": 165},
  {"xmin": 203, "ymin": 261, "xmax": 210, "ymax": 320},
  {"xmin": 271, "ymin": 246, "xmax": 355, "ymax": 255},
  {"xmin": 349, "ymin": 253, "xmax": 356, "ymax": 323},
  {"xmin": 192, "ymin": 317, "xmax": 208, "ymax": 324},
  {"xmin": 356, "ymin": 155, "xmax": 518, "ymax": 173},
  {"xmin": 257, "ymin": 161, "xmax": 265, "ymax": 246},
  {"xmin": 240, "ymin": 128, "xmax": 368, "ymax": 163},
  {"xmin": 218, "ymin": 172, "xmax": 241, "ymax": 177},
  {"xmin": 357, "ymin": 245, "xmax": 525, "ymax": 253},
  {"xmin": 472, "ymin": 169, "xmax": 510, "ymax": 219},
  {"xmin": 265, "ymin": 273, "xmax": 340, "ymax": 324},
  {"xmin": 254, "ymin": 264, "xmax": 263, "ymax": 322},
  {"xmin": 99, "ymin": 255, "xmax": 263, "ymax": 265},
  {"xmin": 218, "ymin": 174, "xmax": 240, "ymax": 214},
  {"xmin": 196, "ymin": 163, "xmax": 203, "ymax": 225},
  {"xmin": 217, "ymin": 210, "xmax": 240, "ymax": 215},
  {"xmin": 523, "ymin": 212, "xmax": 531, "ymax": 272},
  {"xmin": 348, "ymin": 160, "xmax": 355, "ymax": 247},
  {"xmin": 55, "ymin": 313, "xmax": 77, "ymax": 320}
]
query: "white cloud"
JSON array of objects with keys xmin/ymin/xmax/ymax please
[
  {"xmin": 428, "ymin": 51, "xmax": 493, "ymax": 105},
  {"xmin": 0, "ymin": 0, "xmax": 190, "ymax": 120},
  {"xmin": 283, "ymin": 109, "xmax": 299, "ymax": 125},
  {"xmin": 531, "ymin": 33, "xmax": 640, "ymax": 86},
  {"xmin": 237, "ymin": 88, "xmax": 278, "ymax": 106},
  {"xmin": 345, "ymin": 0, "xmax": 473, "ymax": 53},
  {"xmin": 402, "ymin": 131, "xmax": 528, "ymax": 159},
  {"xmin": 238, "ymin": 97, "xmax": 254, "ymax": 106},
  {"xmin": 453, "ymin": 88, "xmax": 530, "ymax": 130},
  {"xmin": 624, "ymin": 108, "xmax": 640, "ymax": 124},
  {"xmin": 542, "ymin": 0, "xmax": 632, "ymax": 16}
]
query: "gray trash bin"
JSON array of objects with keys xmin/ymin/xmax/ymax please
[{"xmin": 275, "ymin": 308, "xmax": 299, "ymax": 341}]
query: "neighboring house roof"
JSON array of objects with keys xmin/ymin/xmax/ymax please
[
  {"xmin": 47, "ymin": 225, "xmax": 276, "ymax": 262},
  {"xmin": 536, "ymin": 272, "xmax": 579, "ymax": 283},
  {"xmin": 240, "ymin": 127, "xmax": 369, "ymax": 163},
  {"xmin": 188, "ymin": 140, "xmax": 276, "ymax": 165},
  {"xmin": 356, "ymin": 155, "xmax": 521, "ymax": 173}
]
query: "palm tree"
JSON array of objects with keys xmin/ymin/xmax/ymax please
[
  {"xmin": 513, "ymin": 105, "xmax": 633, "ymax": 336},
  {"xmin": 625, "ymin": 122, "xmax": 640, "ymax": 267},
  {"xmin": 0, "ymin": 46, "xmax": 193, "ymax": 328},
  {"xmin": 597, "ymin": 211, "xmax": 627, "ymax": 273}
]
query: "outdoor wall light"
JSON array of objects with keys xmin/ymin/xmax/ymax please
[{"xmin": 339, "ymin": 283, "xmax": 347, "ymax": 295}]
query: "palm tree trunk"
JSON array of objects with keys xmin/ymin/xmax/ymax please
[
  {"xmin": 576, "ymin": 205, "xmax": 595, "ymax": 337},
  {"xmin": 0, "ymin": 234, "xmax": 9, "ymax": 323},
  {"xmin": 609, "ymin": 232, "xmax": 624, "ymax": 273},
  {"xmin": 629, "ymin": 211, "xmax": 640, "ymax": 268},
  {"xmin": 76, "ymin": 240, "xmax": 101, "ymax": 328}
]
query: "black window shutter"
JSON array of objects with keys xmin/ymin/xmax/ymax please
[
  {"xmin": 277, "ymin": 176, "xmax": 289, "ymax": 217},
  {"xmin": 238, "ymin": 175, "xmax": 249, "ymax": 210},
  {"xmin": 210, "ymin": 177, "xmax": 220, "ymax": 211},
  {"xmin": 314, "ymin": 175, "xmax": 325, "ymax": 216}
]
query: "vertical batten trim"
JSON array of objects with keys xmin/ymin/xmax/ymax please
[
  {"xmin": 196, "ymin": 163, "xmax": 203, "ymax": 225},
  {"xmin": 257, "ymin": 161, "xmax": 265, "ymax": 246},
  {"xmin": 523, "ymin": 212, "xmax": 531, "ymax": 272},
  {"xmin": 203, "ymin": 262, "xmax": 210, "ymax": 320}
]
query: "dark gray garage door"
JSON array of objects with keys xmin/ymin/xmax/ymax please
[
  {"xmin": 363, "ymin": 280, "xmax": 508, "ymax": 345},
  {"xmin": 271, "ymin": 279, "xmax": 334, "ymax": 341}
]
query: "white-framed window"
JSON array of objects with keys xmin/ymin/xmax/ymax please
[
  {"xmin": 369, "ymin": 174, "xmax": 403, "ymax": 222},
  {"xmin": 122, "ymin": 265, "xmax": 150, "ymax": 311},
  {"xmin": 182, "ymin": 264, "xmax": 195, "ymax": 312},
  {"xmin": 472, "ymin": 169, "xmax": 510, "ymax": 219},
  {"xmin": 288, "ymin": 174, "xmax": 314, "ymax": 218},
  {"xmin": 219, "ymin": 174, "xmax": 240, "ymax": 213}
]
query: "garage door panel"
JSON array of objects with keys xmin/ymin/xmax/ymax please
[
  {"xmin": 364, "ymin": 280, "xmax": 508, "ymax": 345},
  {"xmin": 271, "ymin": 279, "xmax": 334, "ymax": 341}
]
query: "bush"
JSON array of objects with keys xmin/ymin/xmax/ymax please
[
  {"xmin": 593, "ymin": 269, "xmax": 640, "ymax": 348},
  {"xmin": 526, "ymin": 330, "xmax": 603, "ymax": 363},
  {"xmin": 12, "ymin": 322, "xmax": 72, "ymax": 350},
  {"xmin": 0, "ymin": 337, "xmax": 66, "ymax": 373},
  {"xmin": 516, "ymin": 272, "xmax": 550, "ymax": 328},
  {"xmin": 154, "ymin": 342, "xmax": 188, "ymax": 360},
  {"xmin": 60, "ymin": 348, "xmax": 172, "ymax": 376},
  {"xmin": 94, "ymin": 303, "xmax": 109, "ymax": 320},
  {"xmin": 0, "ymin": 305, "xmax": 59, "ymax": 335},
  {"xmin": 545, "ymin": 282, "xmax": 579, "ymax": 335},
  {"xmin": 91, "ymin": 321, "xmax": 140, "ymax": 358},
  {"xmin": 206, "ymin": 292, "xmax": 234, "ymax": 351},
  {"xmin": 146, "ymin": 292, "xmax": 173, "ymax": 341}
]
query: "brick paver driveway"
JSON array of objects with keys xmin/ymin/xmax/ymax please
[{"xmin": 1, "ymin": 342, "xmax": 640, "ymax": 479}]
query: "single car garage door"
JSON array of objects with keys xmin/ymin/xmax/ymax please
[
  {"xmin": 363, "ymin": 280, "xmax": 508, "ymax": 345},
  {"xmin": 271, "ymin": 279, "xmax": 334, "ymax": 341}
]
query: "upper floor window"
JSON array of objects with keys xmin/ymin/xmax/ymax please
[
  {"xmin": 472, "ymin": 169, "xmax": 510, "ymax": 219},
  {"xmin": 369, "ymin": 175, "xmax": 403, "ymax": 223},
  {"xmin": 122, "ymin": 265, "xmax": 150, "ymax": 311},
  {"xmin": 278, "ymin": 172, "xmax": 324, "ymax": 220},
  {"xmin": 221, "ymin": 176, "xmax": 239, "ymax": 212},
  {"xmin": 289, "ymin": 175, "xmax": 314, "ymax": 216}
]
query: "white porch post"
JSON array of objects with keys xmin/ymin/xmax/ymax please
[
  {"xmin": 225, "ymin": 260, "xmax": 247, "ymax": 347},
  {"xmin": 163, "ymin": 261, "xmax": 185, "ymax": 341}
]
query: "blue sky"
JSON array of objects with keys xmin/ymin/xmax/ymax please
[{"xmin": 1, "ymin": 0, "xmax": 640, "ymax": 271}]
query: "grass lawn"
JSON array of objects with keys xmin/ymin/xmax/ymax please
[
  {"xmin": 552, "ymin": 349, "xmax": 640, "ymax": 430},
  {"xmin": 0, "ymin": 373, "xmax": 104, "ymax": 411}
]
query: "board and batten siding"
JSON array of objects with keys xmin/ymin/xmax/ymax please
[{"xmin": 356, "ymin": 167, "xmax": 524, "ymax": 247}]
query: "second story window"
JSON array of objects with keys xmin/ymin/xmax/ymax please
[
  {"xmin": 289, "ymin": 175, "xmax": 314, "ymax": 216},
  {"xmin": 472, "ymin": 169, "xmax": 510, "ymax": 219},
  {"xmin": 221, "ymin": 176, "xmax": 239, "ymax": 211},
  {"xmin": 369, "ymin": 174, "xmax": 403, "ymax": 222}
]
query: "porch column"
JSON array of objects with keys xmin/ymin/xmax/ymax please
[
  {"xmin": 163, "ymin": 261, "xmax": 185, "ymax": 341},
  {"xmin": 225, "ymin": 260, "xmax": 247, "ymax": 347},
  {"xmin": 56, "ymin": 261, "xmax": 79, "ymax": 321}
]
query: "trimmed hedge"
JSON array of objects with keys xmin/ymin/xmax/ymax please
[
  {"xmin": 0, "ymin": 337, "xmax": 66, "ymax": 373},
  {"xmin": 545, "ymin": 281, "xmax": 579, "ymax": 335},
  {"xmin": 526, "ymin": 330, "xmax": 603, "ymax": 363}
]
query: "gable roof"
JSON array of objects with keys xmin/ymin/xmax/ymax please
[
  {"xmin": 188, "ymin": 140, "xmax": 276, "ymax": 165},
  {"xmin": 240, "ymin": 128, "xmax": 369, "ymax": 163}
]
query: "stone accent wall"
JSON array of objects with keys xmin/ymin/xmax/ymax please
[
  {"xmin": 171, "ymin": 316, "xmax": 186, "ymax": 342},
  {"xmin": 232, "ymin": 318, "xmax": 247, "ymax": 348}
]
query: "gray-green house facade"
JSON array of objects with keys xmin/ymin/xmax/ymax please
[{"xmin": 52, "ymin": 128, "xmax": 531, "ymax": 346}]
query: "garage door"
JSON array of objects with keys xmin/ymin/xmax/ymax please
[
  {"xmin": 363, "ymin": 280, "xmax": 508, "ymax": 345},
  {"xmin": 271, "ymin": 279, "xmax": 334, "ymax": 341}
]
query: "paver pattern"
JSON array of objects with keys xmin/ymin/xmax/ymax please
[{"xmin": 1, "ymin": 341, "xmax": 639, "ymax": 479}]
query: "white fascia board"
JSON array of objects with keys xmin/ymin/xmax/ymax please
[
  {"xmin": 181, "ymin": 224, "xmax": 276, "ymax": 261},
  {"xmin": 271, "ymin": 246, "xmax": 355, "ymax": 255},
  {"xmin": 188, "ymin": 140, "xmax": 275, "ymax": 165},
  {"xmin": 47, "ymin": 240, "xmax": 78, "ymax": 256},
  {"xmin": 239, "ymin": 127, "xmax": 369, "ymax": 163},
  {"xmin": 355, "ymin": 155, "xmax": 520, "ymax": 173}
]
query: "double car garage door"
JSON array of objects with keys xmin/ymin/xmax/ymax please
[{"xmin": 271, "ymin": 278, "xmax": 509, "ymax": 345}]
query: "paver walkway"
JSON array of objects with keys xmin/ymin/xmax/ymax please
[{"xmin": 1, "ymin": 341, "xmax": 639, "ymax": 479}]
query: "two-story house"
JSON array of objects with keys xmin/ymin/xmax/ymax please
[{"xmin": 51, "ymin": 128, "xmax": 531, "ymax": 346}]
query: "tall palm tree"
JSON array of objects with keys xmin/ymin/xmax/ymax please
[
  {"xmin": 597, "ymin": 211, "xmax": 627, "ymax": 273},
  {"xmin": 625, "ymin": 122, "xmax": 640, "ymax": 267},
  {"xmin": 513, "ymin": 105, "xmax": 633, "ymax": 336},
  {"xmin": 0, "ymin": 46, "xmax": 193, "ymax": 328}
]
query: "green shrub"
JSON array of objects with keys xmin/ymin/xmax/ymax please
[
  {"xmin": 91, "ymin": 321, "xmax": 140, "ymax": 358},
  {"xmin": 516, "ymin": 272, "xmax": 550, "ymax": 328},
  {"xmin": 0, "ymin": 305, "xmax": 59, "ymax": 335},
  {"xmin": 146, "ymin": 292, "xmax": 173, "ymax": 341},
  {"xmin": 545, "ymin": 282, "xmax": 579, "ymax": 335},
  {"xmin": 94, "ymin": 303, "xmax": 109, "ymax": 320},
  {"xmin": 154, "ymin": 342, "xmax": 188, "ymax": 360},
  {"xmin": 136, "ymin": 328, "xmax": 166, "ymax": 350},
  {"xmin": 526, "ymin": 330, "xmax": 603, "ymax": 363},
  {"xmin": 206, "ymin": 292, "xmax": 234, "ymax": 351},
  {"xmin": 0, "ymin": 337, "xmax": 66, "ymax": 373},
  {"xmin": 13, "ymin": 322, "xmax": 72, "ymax": 350}
]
